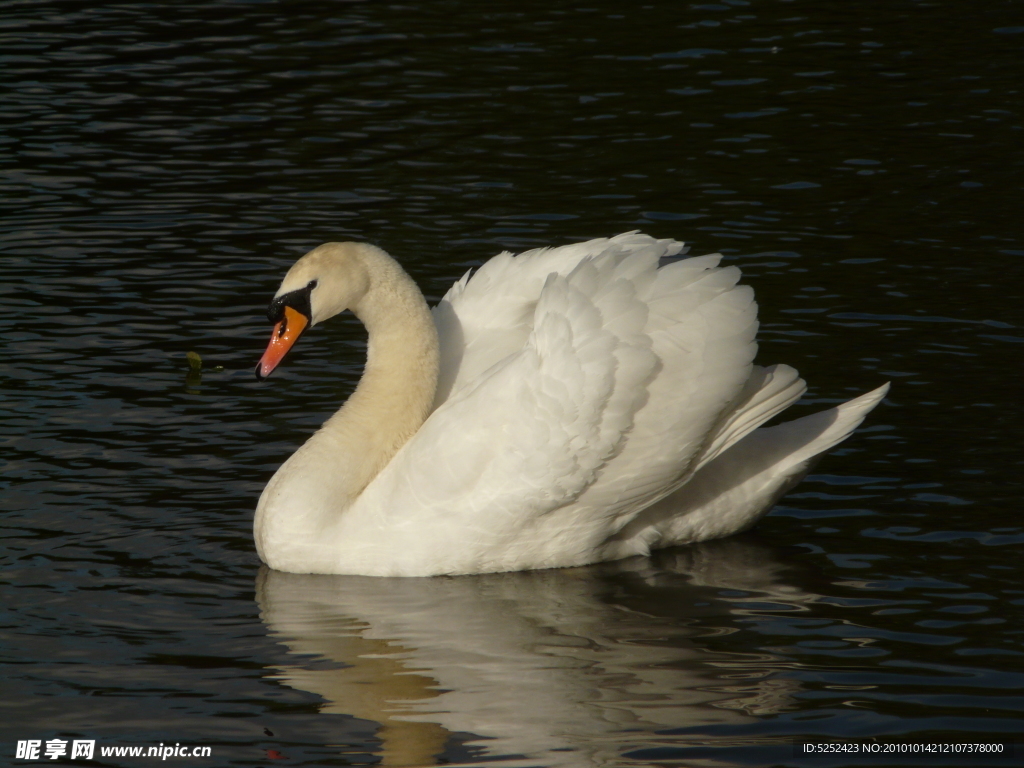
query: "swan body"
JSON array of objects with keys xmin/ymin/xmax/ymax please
[{"xmin": 254, "ymin": 233, "xmax": 888, "ymax": 576}]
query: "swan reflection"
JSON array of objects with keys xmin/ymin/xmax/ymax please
[{"xmin": 256, "ymin": 538, "xmax": 813, "ymax": 767}]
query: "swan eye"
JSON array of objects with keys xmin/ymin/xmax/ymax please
[{"xmin": 267, "ymin": 282, "xmax": 315, "ymax": 324}]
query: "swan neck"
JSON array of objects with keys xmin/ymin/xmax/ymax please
[
  {"xmin": 333, "ymin": 250, "xmax": 440, "ymax": 490},
  {"xmin": 254, "ymin": 247, "xmax": 440, "ymax": 568}
]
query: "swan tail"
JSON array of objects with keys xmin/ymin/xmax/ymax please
[
  {"xmin": 602, "ymin": 382, "xmax": 890, "ymax": 558},
  {"xmin": 691, "ymin": 363, "xmax": 808, "ymax": 474}
]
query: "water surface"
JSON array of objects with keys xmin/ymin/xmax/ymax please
[{"xmin": 3, "ymin": 0, "xmax": 1023, "ymax": 765}]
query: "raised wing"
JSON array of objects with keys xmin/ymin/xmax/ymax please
[
  {"xmin": 568, "ymin": 250, "xmax": 761, "ymax": 529},
  {"xmin": 347, "ymin": 234, "xmax": 763, "ymax": 575},
  {"xmin": 431, "ymin": 232, "xmax": 685, "ymax": 407},
  {"xmin": 354, "ymin": 247, "xmax": 662, "ymax": 574}
]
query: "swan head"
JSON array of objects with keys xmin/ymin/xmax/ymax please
[{"xmin": 256, "ymin": 242, "xmax": 372, "ymax": 380}]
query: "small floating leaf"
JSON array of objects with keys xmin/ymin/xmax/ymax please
[{"xmin": 186, "ymin": 351, "xmax": 203, "ymax": 372}]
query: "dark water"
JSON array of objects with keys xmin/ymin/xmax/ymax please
[{"xmin": 3, "ymin": 0, "xmax": 1023, "ymax": 765}]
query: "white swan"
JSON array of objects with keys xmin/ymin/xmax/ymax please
[{"xmin": 254, "ymin": 233, "xmax": 887, "ymax": 576}]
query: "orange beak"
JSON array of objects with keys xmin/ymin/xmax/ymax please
[{"xmin": 256, "ymin": 305, "xmax": 309, "ymax": 380}]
